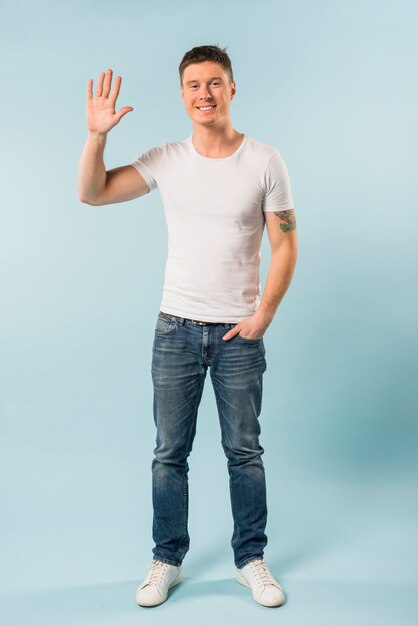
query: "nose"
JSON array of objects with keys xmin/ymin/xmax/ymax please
[{"xmin": 198, "ymin": 84, "xmax": 213, "ymax": 100}]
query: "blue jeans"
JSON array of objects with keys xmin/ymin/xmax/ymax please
[{"xmin": 150, "ymin": 311, "xmax": 268, "ymax": 569}]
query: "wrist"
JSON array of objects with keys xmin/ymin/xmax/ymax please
[
  {"xmin": 256, "ymin": 306, "xmax": 275, "ymax": 323},
  {"xmin": 87, "ymin": 130, "xmax": 107, "ymax": 142}
]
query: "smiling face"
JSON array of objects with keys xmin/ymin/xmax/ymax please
[{"xmin": 180, "ymin": 61, "xmax": 236, "ymax": 128}]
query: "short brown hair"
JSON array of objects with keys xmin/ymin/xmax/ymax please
[{"xmin": 179, "ymin": 44, "xmax": 234, "ymax": 87}]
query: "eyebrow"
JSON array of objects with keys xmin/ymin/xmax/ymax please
[{"xmin": 186, "ymin": 77, "xmax": 224, "ymax": 85}]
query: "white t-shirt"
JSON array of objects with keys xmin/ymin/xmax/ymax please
[{"xmin": 130, "ymin": 134, "xmax": 295, "ymax": 323}]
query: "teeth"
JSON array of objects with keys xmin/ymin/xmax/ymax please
[{"xmin": 199, "ymin": 106, "xmax": 215, "ymax": 110}]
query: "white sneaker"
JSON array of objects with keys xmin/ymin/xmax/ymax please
[
  {"xmin": 236, "ymin": 558, "xmax": 286, "ymax": 607},
  {"xmin": 135, "ymin": 559, "xmax": 184, "ymax": 607}
]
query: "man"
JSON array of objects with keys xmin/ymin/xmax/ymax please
[{"xmin": 78, "ymin": 44, "xmax": 297, "ymax": 608}]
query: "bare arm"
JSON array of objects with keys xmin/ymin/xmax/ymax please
[
  {"xmin": 258, "ymin": 209, "xmax": 298, "ymax": 318},
  {"xmin": 78, "ymin": 133, "xmax": 150, "ymax": 205},
  {"xmin": 77, "ymin": 69, "xmax": 150, "ymax": 205},
  {"xmin": 222, "ymin": 209, "xmax": 298, "ymax": 341},
  {"xmin": 77, "ymin": 131, "xmax": 107, "ymax": 204}
]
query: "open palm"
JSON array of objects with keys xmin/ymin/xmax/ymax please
[{"xmin": 86, "ymin": 69, "xmax": 133, "ymax": 134}]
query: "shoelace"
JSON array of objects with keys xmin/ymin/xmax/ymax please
[
  {"xmin": 147, "ymin": 560, "xmax": 169, "ymax": 586},
  {"xmin": 248, "ymin": 560, "xmax": 279, "ymax": 587}
]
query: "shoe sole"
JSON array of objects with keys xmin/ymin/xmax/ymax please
[
  {"xmin": 236, "ymin": 570, "xmax": 285, "ymax": 607},
  {"xmin": 136, "ymin": 569, "xmax": 184, "ymax": 607}
]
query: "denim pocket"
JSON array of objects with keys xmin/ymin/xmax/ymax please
[
  {"xmin": 237, "ymin": 333, "xmax": 264, "ymax": 343},
  {"xmin": 154, "ymin": 314, "xmax": 177, "ymax": 336}
]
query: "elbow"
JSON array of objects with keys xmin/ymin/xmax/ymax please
[{"xmin": 78, "ymin": 192, "xmax": 99, "ymax": 206}]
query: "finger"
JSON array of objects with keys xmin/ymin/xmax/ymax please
[
  {"xmin": 109, "ymin": 75, "xmax": 122, "ymax": 104},
  {"xmin": 222, "ymin": 329, "xmax": 236, "ymax": 341},
  {"xmin": 116, "ymin": 106, "xmax": 134, "ymax": 120},
  {"xmin": 96, "ymin": 71, "xmax": 105, "ymax": 98},
  {"xmin": 102, "ymin": 68, "xmax": 113, "ymax": 98},
  {"xmin": 87, "ymin": 78, "xmax": 93, "ymax": 101}
]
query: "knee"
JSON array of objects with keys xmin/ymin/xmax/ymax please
[
  {"xmin": 222, "ymin": 441, "xmax": 265, "ymax": 466},
  {"xmin": 153, "ymin": 441, "xmax": 191, "ymax": 468}
]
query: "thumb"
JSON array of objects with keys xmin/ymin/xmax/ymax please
[
  {"xmin": 223, "ymin": 325, "xmax": 240, "ymax": 341},
  {"xmin": 116, "ymin": 106, "xmax": 134, "ymax": 121}
]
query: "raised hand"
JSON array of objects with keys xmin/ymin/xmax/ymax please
[{"xmin": 86, "ymin": 69, "xmax": 134, "ymax": 135}]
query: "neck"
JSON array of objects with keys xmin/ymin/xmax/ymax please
[{"xmin": 191, "ymin": 124, "xmax": 243, "ymax": 158}]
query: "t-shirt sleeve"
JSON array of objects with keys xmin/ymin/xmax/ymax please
[
  {"xmin": 262, "ymin": 150, "xmax": 295, "ymax": 212},
  {"xmin": 130, "ymin": 145, "xmax": 165, "ymax": 193}
]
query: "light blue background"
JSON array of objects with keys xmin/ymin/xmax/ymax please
[{"xmin": 1, "ymin": 0, "xmax": 417, "ymax": 624}]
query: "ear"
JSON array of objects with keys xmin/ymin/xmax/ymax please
[{"xmin": 230, "ymin": 81, "xmax": 237, "ymax": 100}]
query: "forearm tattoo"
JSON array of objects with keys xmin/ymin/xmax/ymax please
[{"xmin": 273, "ymin": 209, "xmax": 296, "ymax": 232}]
